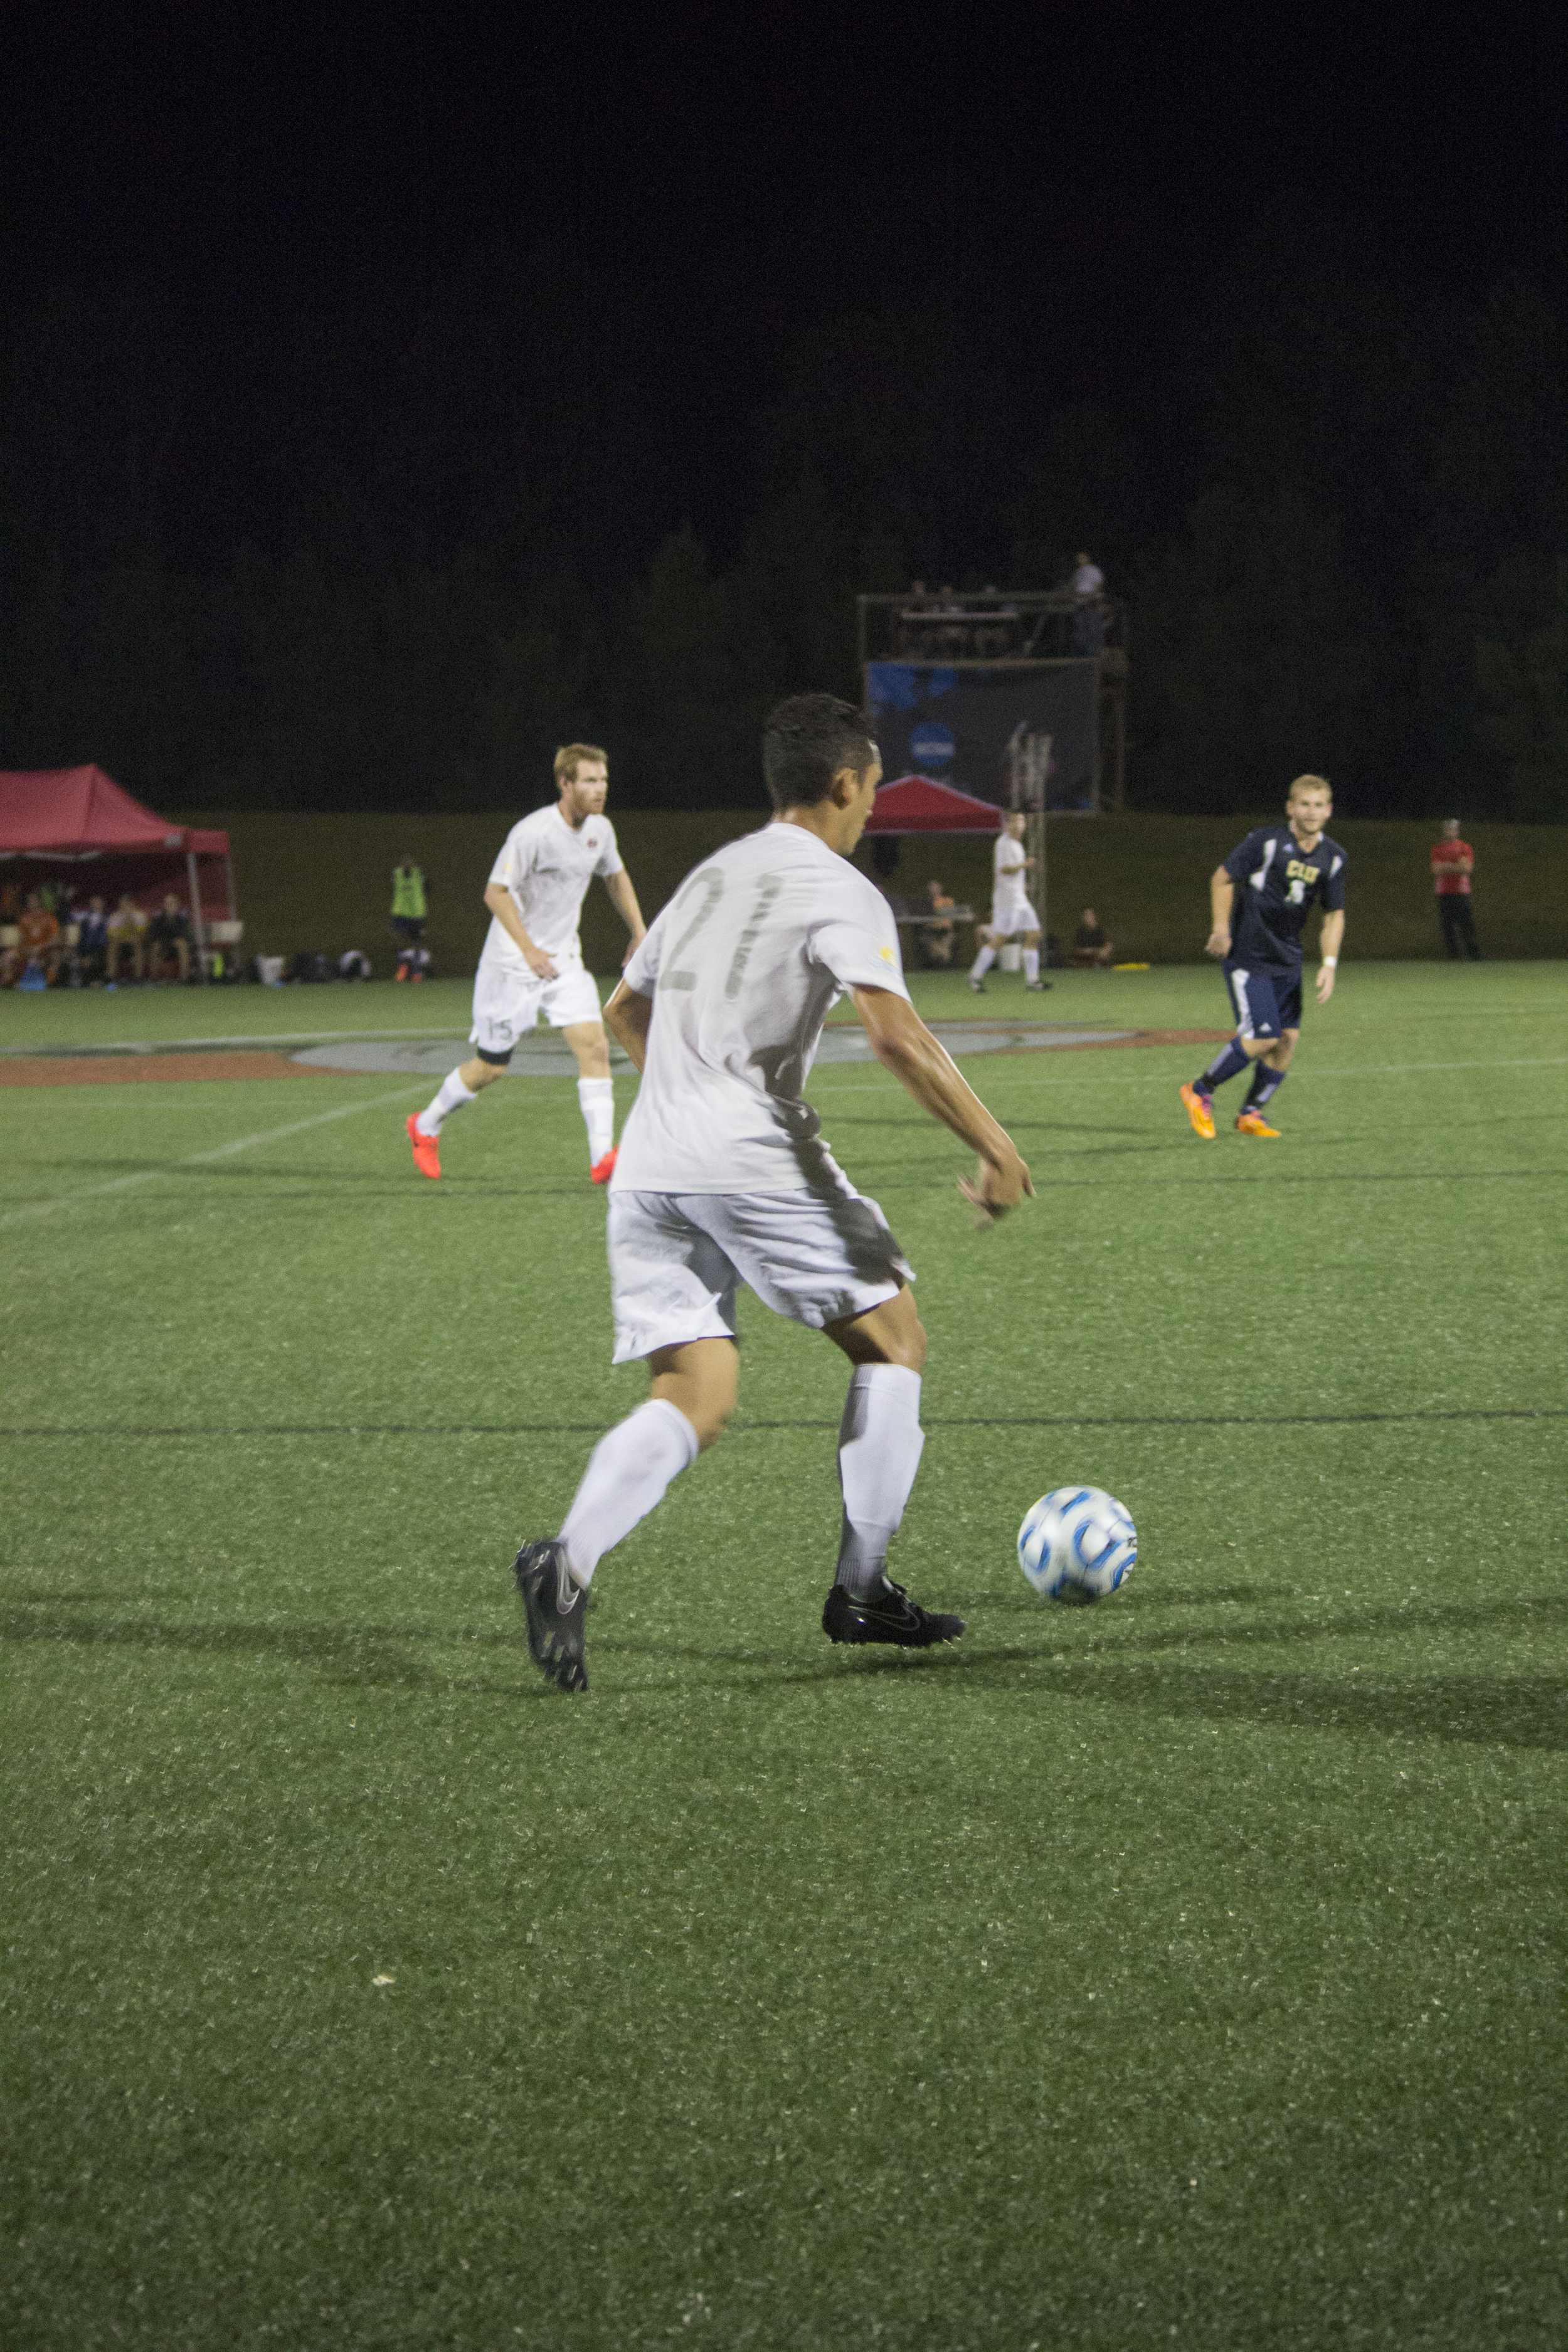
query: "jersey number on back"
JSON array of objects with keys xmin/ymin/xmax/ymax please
[
  {"xmin": 661, "ymin": 867, "xmax": 786, "ymax": 998},
  {"xmin": 662, "ymin": 869, "xmax": 726, "ymax": 990},
  {"xmin": 724, "ymin": 875, "xmax": 783, "ymax": 998}
]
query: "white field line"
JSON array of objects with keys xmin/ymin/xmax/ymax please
[
  {"xmin": 0, "ymin": 1025, "xmax": 473, "ymax": 1059},
  {"xmin": 14, "ymin": 1051, "xmax": 1566, "ymax": 1112},
  {"xmin": 0, "ymin": 1084, "xmax": 423, "ymax": 1228},
  {"xmin": 1266, "ymin": 1056, "xmax": 1568, "ymax": 1079},
  {"xmin": 23, "ymin": 1050, "xmax": 1557, "ymax": 1126},
  {"xmin": 13, "ymin": 1081, "xmax": 596, "ymax": 1115},
  {"xmin": 808, "ymin": 1054, "xmax": 1568, "ymax": 1098},
  {"xmin": 9, "ymin": 1088, "xmax": 385, "ymax": 1115}
]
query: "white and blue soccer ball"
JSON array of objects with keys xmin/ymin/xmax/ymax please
[{"xmin": 1019, "ymin": 1486, "xmax": 1136, "ymax": 1604}]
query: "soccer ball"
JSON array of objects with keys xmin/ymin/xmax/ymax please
[{"xmin": 1018, "ymin": 1486, "xmax": 1136, "ymax": 1604}]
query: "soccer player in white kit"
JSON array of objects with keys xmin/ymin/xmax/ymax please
[
  {"xmin": 512, "ymin": 695, "xmax": 1034, "ymax": 1692},
  {"xmin": 968, "ymin": 811, "xmax": 1048, "ymax": 991},
  {"xmin": 406, "ymin": 744, "xmax": 647, "ymax": 1182}
]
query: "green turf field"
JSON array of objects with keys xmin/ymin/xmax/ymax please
[{"xmin": 3, "ymin": 963, "xmax": 1565, "ymax": 2351}]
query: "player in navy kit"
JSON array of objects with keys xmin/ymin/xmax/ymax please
[{"xmin": 1180, "ymin": 775, "xmax": 1347, "ymax": 1138}]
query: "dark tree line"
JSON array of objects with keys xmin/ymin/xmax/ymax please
[{"xmin": 0, "ymin": 216, "xmax": 1562, "ymax": 818}]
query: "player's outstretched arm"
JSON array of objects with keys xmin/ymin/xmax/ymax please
[
  {"xmin": 1316, "ymin": 909, "xmax": 1345, "ymax": 1003},
  {"xmin": 1205, "ymin": 867, "xmax": 1234, "ymax": 958},
  {"xmin": 850, "ymin": 985, "xmax": 1032, "ymax": 1223},
  {"xmin": 484, "ymin": 881, "xmax": 556, "ymax": 979},
  {"xmin": 604, "ymin": 980, "xmax": 653, "ymax": 1072}
]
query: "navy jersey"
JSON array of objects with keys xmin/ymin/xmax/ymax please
[{"xmin": 1224, "ymin": 826, "xmax": 1347, "ymax": 970}]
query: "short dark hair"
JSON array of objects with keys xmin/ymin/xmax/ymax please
[{"xmin": 761, "ymin": 694, "xmax": 876, "ymax": 812}]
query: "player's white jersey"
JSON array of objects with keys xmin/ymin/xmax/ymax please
[
  {"xmin": 613, "ymin": 823, "xmax": 909, "ymax": 1194},
  {"xmin": 477, "ymin": 803, "xmax": 623, "ymax": 981},
  {"xmin": 992, "ymin": 829, "xmax": 1032, "ymax": 921}
]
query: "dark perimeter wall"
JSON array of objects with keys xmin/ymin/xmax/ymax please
[{"xmin": 180, "ymin": 810, "xmax": 1567, "ymax": 972}]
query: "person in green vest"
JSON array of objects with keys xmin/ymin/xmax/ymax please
[{"xmin": 391, "ymin": 859, "xmax": 427, "ymax": 955}]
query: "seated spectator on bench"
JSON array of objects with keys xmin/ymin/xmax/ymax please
[
  {"xmin": 1070, "ymin": 907, "xmax": 1115, "ymax": 967},
  {"xmin": 107, "ymin": 895, "xmax": 147, "ymax": 983},
  {"xmin": 146, "ymin": 894, "xmax": 194, "ymax": 983},
  {"xmin": 921, "ymin": 878, "xmax": 958, "ymax": 967},
  {"xmin": 1, "ymin": 891, "xmax": 61, "ymax": 985},
  {"xmin": 72, "ymin": 894, "xmax": 110, "ymax": 985}
]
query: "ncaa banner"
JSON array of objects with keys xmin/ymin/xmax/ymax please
[{"xmin": 865, "ymin": 661, "xmax": 1100, "ymax": 810}]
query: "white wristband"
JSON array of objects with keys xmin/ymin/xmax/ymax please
[{"xmin": 1322, "ymin": 956, "xmax": 1337, "ymax": 968}]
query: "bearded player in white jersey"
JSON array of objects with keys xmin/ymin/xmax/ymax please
[
  {"xmin": 406, "ymin": 744, "xmax": 647, "ymax": 1183},
  {"xmin": 512, "ymin": 694, "xmax": 1034, "ymax": 1692}
]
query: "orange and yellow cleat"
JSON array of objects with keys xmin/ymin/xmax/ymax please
[
  {"xmin": 1179, "ymin": 1083, "xmax": 1216, "ymax": 1139},
  {"xmin": 1235, "ymin": 1110, "xmax": 1282, "ymax": 1138},
  {"xmin": 406, "ymin": 1111, "xmax": 442, "ymax": 1179},
  {"xmin": 590, "ymin": 1147, "xmax": 618, "ymax": 1187}
]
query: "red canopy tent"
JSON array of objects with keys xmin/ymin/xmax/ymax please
[
  {"xmin": 862, "ymin": 775, "xmax": 1003, "ymax": 834},
  {"xmin": 0, "ymin": 766, "xmax": 235, "ymax": 942}
]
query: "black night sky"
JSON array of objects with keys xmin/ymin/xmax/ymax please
[{"xmin": 3, "ymin": 0, "xmax": 1563, "ymax": 817}]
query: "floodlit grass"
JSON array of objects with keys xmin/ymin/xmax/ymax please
[
  {"xmin": 0, "ymin": 974, "xmax": 480, "ymax": 1052},
  {"xmin": 2, "ymin": 961, "xmax": 1565, "ymax": 2350}
]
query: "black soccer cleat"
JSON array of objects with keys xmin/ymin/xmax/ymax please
[
  {"xmin": 822, "ymin": 1576, "xmax": 965, "ymax": 1649},
  {"xmin": 514, "ymin": 1539, "xmax": 588, "ymax": 1692}
]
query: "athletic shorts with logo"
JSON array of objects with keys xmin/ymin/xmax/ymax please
[
  {"xmin": 1224, "ymin": 960, "xmax": 1301, "ymax": 1040},
  {"xmin": 991, "ymin": 896, "xmax": 1039, "ymax": 935},
  {"xmin": 470, "ymin": 959, "xmax": 603, "ymax": 1059},
  {"xmin": 607, "ymin": 1185, "xmax": 912, "ymax": 1365}
]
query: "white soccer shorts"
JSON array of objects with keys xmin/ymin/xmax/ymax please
[
  {"xmin": 606, "ymin": 1187, "xmax": 913, "ymax": 1364},
  {"xmin": 469, "ymin": 959, "xmax": 603, "ymax": 1056},
  {"xmin": 988, "ymin": 899, "xmax": 1039, "ymax": 936}
]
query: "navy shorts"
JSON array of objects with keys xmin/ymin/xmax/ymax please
[{"xmin": 1224, "ymin": 960, "xmax": 1301, "ymax": 1040}]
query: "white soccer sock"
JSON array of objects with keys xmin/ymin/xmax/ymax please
[
  {"xmin": 559, "ymin": 1398, "xmax": 699, "ymax": 1586},
  {"xmin": 578, "ymin": 1076, "xmax": 615, "ymax": 1163},
  {"xmin": 969, "ymin": 944, "xmax": 997, "ymax": 980},
  {"xmin": 1022, "ymin": 948, "xmax": 1040, "ymax": 983},
  {"xmin": 835, "ymin": 1362, "xmax": 925, "ymax": 1597},
  {"xmin": 417, "ymin": 1067, "xmax": 478, "ymax": 1136}
]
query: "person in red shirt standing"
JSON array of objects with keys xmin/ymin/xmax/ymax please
[{"xmin": 1431, "ymin": 819, "xmax": 1481, "ymax": 960}]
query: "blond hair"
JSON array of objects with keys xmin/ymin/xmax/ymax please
[
  {"xmin": 554, "ymin": 742, "xmax": 608, "ymax": 788},
  {"xmin": 1288, "ymin": 773, "xmax": 1331, "ymax": 798}
]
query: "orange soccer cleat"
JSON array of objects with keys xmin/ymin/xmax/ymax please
[
  {"xmin": 589, "ymin": 1147, "xmax": 618, "ymax": 1187},
  {"xmin": 406, "ymin": 1111, "xmax": 442, "ymax": 1179},
  {"xmin": 1179, "ymin": 1083, "xmax": 1216, "ymax": 1139},
  {"xmin": 1235, "ymin": 1110, "xmax": 1282, "ymax": 1138}
]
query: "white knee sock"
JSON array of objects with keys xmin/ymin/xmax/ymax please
[
  {"xmin": 835, "ymin": 1363, "xmax": 925, "ymax": 1596},
  {"xmin": 1022, "ymin": 948, "xmax": 1040, "ymax": 983},
  {"xmin": 417, "ymin": 1067, "xmax": 478, "ymax": 1136},
  {"xmin": 559, "ymin": 1398, "xmax": 699, "ymax": 1586},
  {"xmin": 578, "ymin": 1076, "xmax": 615, "ymax": 1162},
  {"xmin": 969, "ymin": 944, "xmax": 997, "ymax": 980}
]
